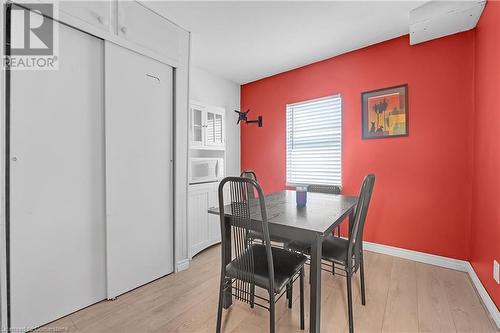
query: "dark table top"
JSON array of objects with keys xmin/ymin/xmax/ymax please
[{"xmin": 208, "ymin": 190, "xmax": 358, "ymax": 238}]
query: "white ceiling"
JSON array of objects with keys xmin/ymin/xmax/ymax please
[{"xmin": 147, "ymin": 1, "xmax": 425, "ymax": 84}]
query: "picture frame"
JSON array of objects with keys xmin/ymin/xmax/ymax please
[{"xmin": 361, "ymin": 84, "xmax": 408, "ymax": 139}]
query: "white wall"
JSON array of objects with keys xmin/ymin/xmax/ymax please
[{"xmin": 189, "ymin": 66, "xmax": 241, "ymax": 176}]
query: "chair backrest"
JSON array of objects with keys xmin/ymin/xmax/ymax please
[
  {"xmin": 347, "ymin": 174, "xmax": 375, "ymax": 270},
  {"xmin": 240, "ymin": 170, "xmax": 258, "ymax": 198},
  {"xmin": 218, "ymin": 176, "xmax": 275, "ymax": 300},
  {"xmin": 240, "ymin": 170, "xmax": 258, "ymax": 181},
  {"xmin": 307, "ymin": 184, "xmax": 341, "ymax": 194}
]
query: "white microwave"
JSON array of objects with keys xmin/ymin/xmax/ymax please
[{"xmin": 189, "ymin": 158, "xmax": 224, "ymax": 184}]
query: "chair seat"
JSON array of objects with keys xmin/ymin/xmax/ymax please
[
  {"xmin": 226, "ymin": 244, "xmax": 307, "ymax": 293},
  {"xmin": 248, "ymin": 230, "xmax": 293, "ymax": 244},
  {"xmin": 286, "ymin": 236, "xmax": 349, "ymax": 265},
  {"xmin": 321, "ymin": 236, "xmax": 349, "ymax": 264},
  {"xmin": 285, "ymin": 240, "xmax": 310, "ymax": 254}
]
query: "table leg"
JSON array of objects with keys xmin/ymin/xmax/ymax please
[
  {"xmin": 309, "ymin": 234, "xmax": 322, "ymax": 333},
  {"xmin": 223, "ymin": 217, "xmax": 232, "ymax": 309}
]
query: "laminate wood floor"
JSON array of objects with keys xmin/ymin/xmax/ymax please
[{"xmin": 41, "ymin": 245, "xmax": 498, "ymax": 333}]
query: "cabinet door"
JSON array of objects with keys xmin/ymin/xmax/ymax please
[
  {"xmin": 205, "ymin": 107, "xmax": 225, "ymax": 147},
  {"xmin": 190, "ymin": 105, "xmax": 204, "ymax": 147},
  {"xmin": 117, "ymin": 1, "xmax": 179, "ymax": 61},
  {"xmin": 208, "ymin": 185, "xmax": 222, "ymax": 243},
  {"xmin": 58, "ymin": 1, "xmax": 111, "ymax": 32},
  {"xmin": 188, "ymin": 190, "xmax": 210, "ymax": 258}
]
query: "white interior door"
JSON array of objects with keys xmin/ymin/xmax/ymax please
[
  {"xmin": 105, "ymin": 42, "xmax": 174, "ymax": 298},
  {"xmin": 9, "ymin": 22, "xmax": 106, "ymax": 329}
]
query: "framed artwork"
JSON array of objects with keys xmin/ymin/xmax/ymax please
[{"xmin": 361, "ymin": 84, "xmax": 408, "ymax": 139}]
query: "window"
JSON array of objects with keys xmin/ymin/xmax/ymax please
[{"xmin": 286, "ymin": 95, "xmax": 342, "ymax": 186}]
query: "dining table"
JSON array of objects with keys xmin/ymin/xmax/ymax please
[{"xmin": 208, "ymin": 190, "xmax": 358, "ymax": 333}]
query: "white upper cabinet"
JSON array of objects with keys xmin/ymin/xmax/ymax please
[
  {"xmin": 33, "ymin": 1, "xmax": 185, "ymax": 64},
  {"xmin": 117, "ymin": 1, "xmax": 180, "ymax": 61},
  {"xmin": 190, "ymin": 102, "xmax": 225, "ymax": 149},
  {"xmin": 205, "ymin": 107, "xmax": 224, "ymax": 147},
  {"xmin": 190, "ymin": 104, "xmax": 204, "ymax": 147},
  {"xmin": 58, "ymin": 1, "xmax": 112, "ymax": 33}
]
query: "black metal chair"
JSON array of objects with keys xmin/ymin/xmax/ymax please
[
  {"xmin": 240, "ymin": 171, "xmax": 291, "ymax": 245},
  {"xmin": 287, "ymin": 175, "xmax": 375, "ymax": 333},
  {"xmin": 307, "ymin": 184, "xmax": 341, "ymax": 194},
  {"xmin": 216, "ymin": 177, "xmax": 307, "ymax": 333},
  {"xmin": 240, "ymin": 170, "xmax": 258, "ymax": 181},
  {"xmin": 307, "ymin": 185, "xmax": 342, "ymax": 237},
  {"xmin": 304, "ymin": 184, "xmax": 343, "ymax": 275},
  {"xmin": 240, "ymin": 170, "xmax": 259, "ymax": 200}
]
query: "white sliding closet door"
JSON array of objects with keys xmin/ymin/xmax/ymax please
[
  {"xmin": 105, "ymin": 42, "xmax": 174, "ymax": 298},
  {"xmin": 9, "ymin": 23, "xmax": 106, "ymax": 329}
]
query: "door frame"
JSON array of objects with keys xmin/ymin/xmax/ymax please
[{"xmin": 0, "ymin": 2, "xmax": 190, "ymax": 330}]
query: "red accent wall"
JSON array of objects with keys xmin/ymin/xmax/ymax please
[
  {"xmin": 241, "ymin": 33, "xmax": 475, "ymax": 260},
  {"xmin": 470, "ymin": 1, "xmax": 500, "ymax": 309}
]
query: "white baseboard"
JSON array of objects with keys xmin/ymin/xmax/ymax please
[
  {"xmin": 363, "ymin": 241, "xmax": 469, "ymax": 271},
  {"xmin": 465, "ymin": 262, "xmax": 500, "ymax": 328},
  {"xmin": 363, "ymin": 241, "xmax": 499, "ymax": 328},
  {"xmin": 176, "ymin": 259, "xmax": 190, "ymax": 272}
]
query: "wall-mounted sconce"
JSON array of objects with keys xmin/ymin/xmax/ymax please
[{"xmin": 234, "ymin": 109, "xmax": 263, "ymax": 127}]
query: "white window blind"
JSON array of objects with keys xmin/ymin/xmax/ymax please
[{"xmin": 286, "ymin": 95, "xmax": 342, "ymax": 186}]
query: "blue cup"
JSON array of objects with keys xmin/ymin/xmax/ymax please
[{"xmin": 296, "ymin": 186, "xmax": 308, "ymax": 207}]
